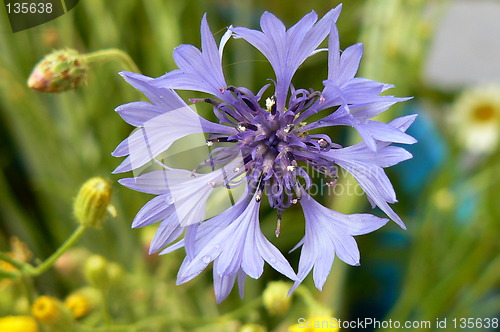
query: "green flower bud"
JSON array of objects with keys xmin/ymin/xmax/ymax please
[
  {"xmin": 84, "ymin": 255, "xmax": 110, "ymax": 290},
  {"xmin": 73, "ymin": 177, "xmax": 112, "ymax": 228},
  {"xmin": 262, "ymin": 281, "xmax": 292, "ymax": 315},
  {"xmin": 27, "ymin": 49, "xmax": 87, "ymax": 93}
]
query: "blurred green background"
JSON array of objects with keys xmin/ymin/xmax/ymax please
[{"xmin": 0, "ymin": 0, "xmax": 499, "ymax": 331}]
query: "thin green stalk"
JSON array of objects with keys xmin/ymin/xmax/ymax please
[
  {"xmin": 0, "ymin": 251, "xmax": 25, "ymax": 270},
  {"xmin": 0, "ymin": 268, "xmax": 19, "ymax": 279},
  {"xmin": 30, "ymin": 224, "xmax": 88, "ymax": 276},
  {"xmin": 20, "ymin": 273, "xmax": 36, "ymax": 305},
  {"xmin": 84, "ymin": 49, "xmax": 141, "ymax": 73}
]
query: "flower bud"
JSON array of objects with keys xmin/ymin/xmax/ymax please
[
  {"xmin": 84, "ymin": 255, "xmax": 110, "ymax": 289},
  {"xmin": 263, "ymin": 281, "xmax": 292, "ymax": 315},
  {"xmin": 32, "ymin": 296, "xmax": 73, "ymax": 331},
  {"xmin": 64, "ymin": 287, "xmax": 100, "ymax": 319},
  {"xmin": 73, "ymin": 177, "xmax": 112, "ymax": 228},
  {"xmin": 28, "ymin": 49, "xmax": 87, "ymax": 93},
  {"xmin": 0, "ymin": 316, "xmax": 39, "ymax": 332}
]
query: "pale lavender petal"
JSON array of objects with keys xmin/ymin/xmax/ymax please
[
  {"xmin": 365, "ymin": 120, "xmax": 417, "ymax": 145},
  {"xmin": 115, "ymin": 102, "xmax": 165, "ymax": 127},
  {"xmin": 149, "ymin": 215, "xmax": 184, "ymax": 254},
  {"xmin": 255, "ymin": 231, "xmax": 297, "ymax": 281},
  {"xmin": 389, "ymin": 114, "xmax": 418, "ymax": 132},
  {"xmin": 112, "ymin": 105, "xmax": 236, "ymax": 173},
  {"xmin": 131, "ymin": 195, "xmax": 175, "ymax": 228},
  {"xmin": 213, "ymin": 265, "xmax": 238, "ymax": 303},
  {"xmin": 119, "ymin": 71, "xmax": 186, "ymax": 109},
  {"xmin": 152, "ymin": 15, "xmax": 228, "ymax": 98},
  {"xmin": 232, "ymin": 6, "xmax": 341, "ymax": 110},
  {"xmin": 337, "ymin": 43, "xmax": 363, "ymax": 85}
]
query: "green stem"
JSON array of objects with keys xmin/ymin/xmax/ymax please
[
  {"xmin": 30, "ymin": 224, "xmax": 88, "ymax": 276},
  {"xmin": 0, "ymin": 268, "xmax": 19, "ymax": 279},
  {"xmin": 0, "ymin": 251, "xmax": 25, "ymax": 270},
  {"xmin": 84, "ymin": 49, "xmax": 140, "ymax": 73},
  {"xmin": 20, "ymin": 273, "xmax": 36, "ymax": 305}
]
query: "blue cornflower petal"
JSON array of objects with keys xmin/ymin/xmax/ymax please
[
  {"xmin": 178, "ymin": 191, "xmax": 297, "ymax": 289},
  {"xmin": 231, "ymin": 5, "xmax": 342, "ymax": 110},
  {"xmin": 112, "ymin": 104, "xmax": 237, "ymax": 173},
  {"xmin": 119, "ymin": 71, "xmax": 186, "ymax": 109},
  {"xmin": 290, "ymin": 191, "xmax": 388, "ymax": 292},
  {"xmin": 152, "ymin": 14, "xmax": 230, "ymax": 99}
]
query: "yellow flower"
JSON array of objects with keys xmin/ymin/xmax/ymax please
[
  {"xmin": 64, "ymin": 287, "xmax": 100, "ymax": 319},
  {"xmin": 32, "ymin": 296, "xmax": 63, "ymax": 325},
  {"xmin": 32, "ymin": 296, "xmax": 74, "ymax": 332},
  {"xmin": 0, "ymin": 316, "xmax": 39, "ymax": 332}
]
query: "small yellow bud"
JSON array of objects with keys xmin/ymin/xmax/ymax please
[
  {"xmin": 263, "ymin": 281, "xmax": 292, "ymax": 315},
  {"xmin": 64, "ymin": 287, "xmax": 100, "ymax": 319},
  {"xmin": 73, "ymin": 177, "xmax": 112, "ymax": 228},
  {"xmin": 32, "ymin": 296, "xmax": 73, "ymax": 331},
  {"xmin": 0, "ymin": 316, "xmax": 39, "ymax": 332},
  {"xmin": 28, "ymin": 49, "xmax": 87, "ymax": 93},
  {"xmin": 31, "ymin": 296, "xmax": 60, "ymax": 324},
  {"xmin": 240, "ymin": 323, "xmax": 267, "ymax": 332},
  {"xmin": 84, "ymin": 255, "xmax": 110, "ymax": 289}
]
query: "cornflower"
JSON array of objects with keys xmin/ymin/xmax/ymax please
[{"xmin": 113, "ymin": 5, "xmax": 416, "ymax": 302}]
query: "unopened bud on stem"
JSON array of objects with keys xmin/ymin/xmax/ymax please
[
  {"xmin": 73, "ymin": 177, "xmax": 112, "ymax": 228},
  {"xmin": 28, "ymin": 49, "xmax": 87, "ymax": 93}
]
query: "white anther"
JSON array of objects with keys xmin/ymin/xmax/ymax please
[
  {"xmin": 287, "ymin": 165, "xmax": 296, "ymax": 172},
  {"xmin": 266, "ymin": 97, "xmax": 275, "ymax": 110}
]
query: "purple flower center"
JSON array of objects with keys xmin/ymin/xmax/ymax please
[{"xmin": 197, "ymin": 86, "xmax": 338, "ymax": 210}]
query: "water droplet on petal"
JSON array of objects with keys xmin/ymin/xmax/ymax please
[
  {"xmin": 202, "ymin": 256, "xmax": 211, "ymax": 264},
  {"xmin": 166, "ymin": 195, "xmax": 175, "ymax": 204},
  {"xmin": 270, "ymin": 257, "xmax": 277, "ymax": 263},
  {"xmin": 214, "ymin": 244, "xmax": 220, "ymax": 250}
]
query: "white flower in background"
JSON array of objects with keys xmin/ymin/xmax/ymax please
[{"xmin": 453, "ymin": 85, "xmax": 500, "ymax": 154}]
